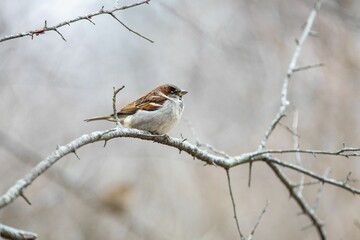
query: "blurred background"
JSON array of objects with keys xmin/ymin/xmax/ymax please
[{"xmin": 0, "ymin": 0, "xmax": 360, "ymax": 239}]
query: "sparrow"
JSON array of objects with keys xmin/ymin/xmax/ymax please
[{"xmin": 84, "ymin": 84, "xmax": 188, "ymax": 135}]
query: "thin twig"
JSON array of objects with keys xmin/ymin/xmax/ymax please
[
  {"xmin": 250, "ymin": 147, "xmax": 360, "ymax": 158},
  {"xmin": 225, "ymin": 169, "xmax": 245, "ymax": 240},
  {"xmin": 108, "ymin": 13, "xmax": 154, "ymax": 43},
  {"xmin": 264, "ymin": 156, "xmax": 360, "ymax": 195},
  {"xmin": 292, "ymin": 110, "xmax": 305, "ymax": 196},
  {"xmin": 293, "ymin": 63, "xmax": 324, "ymax": 73},
  {"xmin": 112, "ymin": 86, "xmax": 125, "ymax": 127},
  {"xmin": 312, "ymin": 168, "xmax": 330, "ymax": 212},
  {"xmin": 251, "ymin": 114, "xmax": 284, "ymax": 186},
  {"xmin": 247, "ymin": 201, "xmax": 269, "ymax": 240},
  {"xmin": 278, "ymin": 122, "xmax": 300, "ymax": 137},
  {"xmin": 0, "ymin": 0, "xmax": 152, "ymax": 43}
]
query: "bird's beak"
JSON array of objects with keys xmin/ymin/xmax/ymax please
[{"xmin": 179, "ymin": 90, "xmax": 188, "ymax": 96}]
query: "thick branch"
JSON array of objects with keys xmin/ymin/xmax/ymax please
[
  {"xmin": 0, "ymin": 128, "xmax": 226, "ymax": 209},
  {"xmin": 0, "ymin": 127, "xmax": 359, "ymax": 209},
  {"xmin": 0, "ymin": 224, "xmax": 37, "ymax": 240}
]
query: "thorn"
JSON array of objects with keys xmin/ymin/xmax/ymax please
[
  {"xmin": 20, "ymin": 191, "xmax": 32, "ymax": 205},
  {"xmin": 103, "ymin": 140, "xmax": 108, "ymax": 148},
  {"xmin": 54, "ymin": 29, "xmax": 67, "ymax": 41},
  {"xmin": 73, "ymin": 150, "xmax": 80, "ymax": 160},
  {"xmin": 86, "ymin": 16, "xmax": 96, "ymax": 25}
]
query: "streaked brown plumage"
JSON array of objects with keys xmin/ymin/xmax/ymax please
[{"xmin": 84, "ymin": 84, "xmax": 188, "ymax": 134}]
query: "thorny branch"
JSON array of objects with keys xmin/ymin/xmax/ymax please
[
  {"xmin": 0, "ymin": 126, "xmax": 358, "ymax": 208},
  {"xmin": 0, "ymin": 0, "xmax": 153, "ymax": 43},
  {"xmin": 252, "ymin": 0, "xmax": 327, "ymax": 239},
  {"xmin": 0, "ymin": 1, "xmax": 357, "ymax": 240},
  {"xmin": 266, "ymin": 163, "xmax": 326, "ymax": 240}
]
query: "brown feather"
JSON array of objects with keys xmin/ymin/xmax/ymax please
[
  {"xmin": 84, "ymin": 115, "xmax": 113, "ymax": 122},
  {"xmin": 84, "ymin": 84, "xmax": 182, "ymax": 122},
  {"xmin": 117, "ymin": 88, "xmax": 167, "ymax": 116}
]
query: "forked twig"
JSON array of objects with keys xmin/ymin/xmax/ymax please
[{"xmin": 0, "ymin": 0, "xmax": 152, "ymax": 43}]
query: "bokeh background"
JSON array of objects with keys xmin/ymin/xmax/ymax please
[{"xmin": 0, "ymin": 0, "xmax": 360, "ymax": 239}]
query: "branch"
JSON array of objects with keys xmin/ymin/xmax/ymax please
[
  {"xmin": 258, "ymin": 0, "xmax": 322, "ymax": 151},
  {"xmin": 1, "ymin": 126, "xmax": 359, "ymax": 209},
  {"xmin": 0, "ymin": 127, "xmax": 227, "ymax": 209},
  {"xmin": 264, "ymin": 156, "xmax": 360, "ymax": 195},
  {"xmin": 112, "ymin": 86, "xmax": 125, "ymax": 127},
  {"xmin": 247, "ymin": 201, "xmax": 269, "ymax": 240},
  {"xmin": 0, "ymin": 224, "xmax": 37, "ymax": 240},
  {"xmin": 250, "ymin": 147, "xmax": 360, "ymax": 158},
  {"xmin": 293, "ymin": 63, "xmax": 324, "ymax": 73},
  {"xmin": 266, "ymin": 163, "xmax": 326, "ymax": 240},
  {"xmin": 0, "ymin": 0, "xmax": 152, "ymax": 43},
  {"xmin": 255, "ymin": 1, "xmax": 326, "ymax": 239},
  {"xmin": 226, "ymin": 169, "xmax": 245, "ymax": 240}
]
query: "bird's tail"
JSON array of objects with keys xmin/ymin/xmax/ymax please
[{"xmin": 84, "ymin": 115, "xmax": 113, "ymax": 122}]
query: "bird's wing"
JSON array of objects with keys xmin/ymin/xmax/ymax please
[{"xmin": 117, "ymin": 91, "xmax": 166, "ymax": 116}]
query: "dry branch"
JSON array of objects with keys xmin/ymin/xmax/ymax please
[
  {"xmin": 0, "ymin": 224, "xmax": 37, "ymax": 240},
  {"xmin": 0, "ymin": 0, "xmax": 152, "ymax": 43},
  {"xmin": 0, "ymin": 1, "xmax": 358, "ymax": 240},
  {"xmin": 0, "ymin": 126, "xmax": 359, "ymax": 209}
]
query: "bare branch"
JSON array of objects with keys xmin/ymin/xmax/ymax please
[
  {"xmin": 226, "ymin": 169, "xmax": 245, "ymax": 240},
  {"xmin": 255, "ymin": 5, "xmax": 325, "ymax": 237},
  {"xmin": 112, "ymin": 86, "xmax": 125, "ymax": 127},
  {"xmin": 250, "ymin": 147, "xmax": 360, "ymax": 158},
  {"xmin": 266, "ymin": 163, "xmax": 326, "ymax": 240},
  {"xmin": 257, "ymin": 0, "xmax": 322, "ymax": 151},
  {"xmin": 108, "ymin": 12, "xmax": 154, "ymax": 43},
  {"xmin": 0, "ymin": 224, "xmax": 37, "ymax": 240},
  {"xmin": 0, "ymin": 0, "xmax": 152, "ymax": 43},
  {"xmin": 264, "ymin": 156, "xmax": 360, "ymax": 195},
  {"xmin": 1, "ymin": 125, "xmax": 358, "ymax": 209},
  {"xmin": 0, "ymin": 128, "xmax": 226, "ymax": 209}
]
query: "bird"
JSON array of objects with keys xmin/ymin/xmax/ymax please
[{"xmin": 84, "ymin": 84, "xmax": 188, "ymax": 135}]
